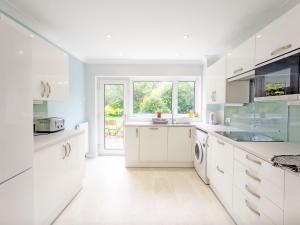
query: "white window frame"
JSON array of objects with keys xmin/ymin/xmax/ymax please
[{"xmin": 128, "ymin": 76, "xmax": 201, "ymax": 120}]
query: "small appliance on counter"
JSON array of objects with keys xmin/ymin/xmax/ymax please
[
  {"xmin": 35, "ymin": 117, "xmax": 65, "ymax": 133},
  {"xmin": 208, "ymin": 112, "xmax": 217, "ymax": 125}
]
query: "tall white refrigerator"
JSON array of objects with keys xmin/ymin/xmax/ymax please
[{"xmin": 0, "ymin": 13, "xmax": 33, "ymax": 225}]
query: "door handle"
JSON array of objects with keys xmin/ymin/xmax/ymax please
[
  {"xmin": 245, "ymin": 170, "xmax": 261, "ymax": 182},
  {"xmin": 46, "ymin": 82, "xmax": 51, "ymax": 98},
  {"xmin": 66, "ymin": 142, "xmax": 71, "ymax": 157},
  {"xmin": 189, "ymin": 129, "xmax": 191, "ymax": 138},
  {"xmin": 234, "ymin": 67, "xmax": 244, "ymax": 74},
  {"xmin": 62, "ymin": 144, "xmax": 68, "ymax": 159},
  {"xmin": 149, "ymin": 127, "xmax": 159, "ymax": 130},
  {"xmin": 216, "ymin": 165, "xmax": 224, "ymax": 174},
  {"xmin": 135, "ymin": 128, "xmax": 139, "ymax": 137},
  {"xmin": 41, "ymin": 81, "xmax": 46, "ymax": 97},
  {"xmin": 271, "ymin": 44, "xmax": 292, "ymax": 56}
]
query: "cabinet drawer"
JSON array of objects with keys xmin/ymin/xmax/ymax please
[
  {"xmin": 234, "ymin": 160, "xmax": 284, "ymax": 215},
  {"xmin": 233, "ymin": 187, "xmax": 279, "ymax": 225},
  {"xmin": 234, "ymin": 147, "xmax": 284, "ymax": 189},
  {"xmin": 211, "ymin": 136, "xmax": 234, "ymax": 175}
]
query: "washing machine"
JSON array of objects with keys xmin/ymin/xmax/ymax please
[{"xmin": 193, "ymin": 128, "xmax": 209, "ymax": 184}]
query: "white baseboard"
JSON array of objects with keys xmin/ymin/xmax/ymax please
[{"xmin": 126, "ymin": 161, "xmax": 193, "ymax": 168}]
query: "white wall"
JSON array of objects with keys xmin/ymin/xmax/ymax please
[{"xmin": 86, "ymin": 63, "xmax": 203, "ymax": 157}]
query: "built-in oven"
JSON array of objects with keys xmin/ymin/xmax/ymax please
[{"xmin": 255, "ymin": 51, "xmax": 300, "ymax": 99}]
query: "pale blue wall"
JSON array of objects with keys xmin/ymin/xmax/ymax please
[{"xmin": 46, "ymin": 56, "xmax": 87, "ymax": 129}]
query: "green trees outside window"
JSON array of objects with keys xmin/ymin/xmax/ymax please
[{"xmin": 178, "ymin": 81, "xmax": 195, "ymax": 114}]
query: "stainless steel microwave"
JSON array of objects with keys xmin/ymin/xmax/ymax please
[{"xmin": 254, "ymin": 50, "xmax": 300, "ymax": 100}]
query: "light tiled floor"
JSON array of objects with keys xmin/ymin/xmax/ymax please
[{"xmin": 54, "ymin": 156, "xmax": 235, "ymax": 225}]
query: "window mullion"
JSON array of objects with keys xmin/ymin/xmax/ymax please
[{"xmin": 173, "ymin": 81, "xmax": 178, "ymax": 117}]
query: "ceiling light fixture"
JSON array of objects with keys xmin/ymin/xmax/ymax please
[
  {"xmin": 256, "ymin": 34, "xmax": 262, "ymax": 39},
  {"xmin": 106, "ymin": 34, "xmax": 112, "ymax": 39},
  {"xmin": 183, "ymin": 34, "xmax": 189, "ymax": 39},
  {"xmin": 30, "ymin": 33, "xmax": 35, "ymax": 38},
  {"xmin": 175, "ymin": 53, "xmax": 180, "ymax": 57}
]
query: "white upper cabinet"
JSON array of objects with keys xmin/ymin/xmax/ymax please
[
  {"xmin": 227, "ymin": 36, "xmax": 255, "ymax": 78},
  {"xmin": 205, "ymin": 56, "xmax": 227, "ymax": 104},
  {"xmin": 255, "ymin": 3, "xmax": 300, "ymax": 65},
  {"xmin": 32, "ymin": 36, "xmax": 69, "ymax": 101}
]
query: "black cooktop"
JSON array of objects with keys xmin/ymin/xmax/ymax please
[{"xmin": 215, "ymin": 131, "xmax": 283, "ymax": 142}]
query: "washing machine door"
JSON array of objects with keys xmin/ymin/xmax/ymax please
[{"xmin": 194, "ymin": 142, "xmax": 203, "ymax": 164}]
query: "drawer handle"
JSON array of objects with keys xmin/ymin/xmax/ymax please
[
  {"xmin": 216, "ymin": 165, "xmax": 224, "ymax": 174},
  {"xmin": 217, "ymin": 140, "xmax": 225, "ymax": 145},
  {"xmin": 271, "ymin": 44, "xmax": 292, "ymax": 56},
  {"xmin": 41, "ymin": 81, "xmax": 46, "ymax": 97},
  {"xmin": 245, "ymin": 184, "xmax": 261, "ymax": 199},
  {"xmin": 245, "ymin": 170, "xmax": 261, "ymax": 183},
  {"xmin": 245, "ymin": 200, "xmax": 260, "ymax": 216},
  {"xmin": 189, "ymin": 129, "xmax": 191, "ymax": 138},
  {"xmin": 149, "ymin": 127, "xmax": 159, "ymax": 130},
  {"xmin": 234, "ymin": 67, "xmax": 244, "ymax": 74},
  {"xmin": 246, "ymin": 155, "xmax": 262, "ymax": 165},
  {"xmin": 46, "ymin": 82, "xmax": 51, "ymax": 98},
  {"xmin": 62, "ymin": 144, "xmax": 68, "ymax": 159},
  {"xmin": 136, "ymin": 128, "xmax": 139, "ymax": 137}
]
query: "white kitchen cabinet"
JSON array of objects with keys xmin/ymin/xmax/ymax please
[
  {"xmin": 0, "ymin": 13, "xmax": 33, "ymax": 184},
  {"xmin": 284, "ymin": 171, "xmax": 300, "ymax": 225},
  {"xmin": 32, "ymin": 35, "xmax": 69, "ymax": 101},
  {"xmin": 227, "ymin": 36, "xmax": 255, "ymax": 78},
  {"xmin": 255, "ymin": 3, "xmax": 300, "ymax": 65},
  {"xmin": 34, "ymin": 132, "xmax": 85, "ymax": 225},
  {"xmin": 125, "ymin": 127, "xmax": 140, "ymax": 164},
  {"xmin": 139, "ymin": 127, "xmax": 168, "ymax": 161},
  {"xmin": 0, "ymin": 169, "xmax": 33, "ymax": 225},
  {"xmin": 209, "ymin": 135, "xmax": 234, "ymax": 211},
  {"xmin": 167, "ymin": 127, "xmax": 192, "ymax": 162},
  {"xmin": 205, "ymin": 56, "xmax": 249, "ymax": 104},
  {"xmin": 205, "ymin": 56, "xmax": 227, "ymax": 104}
]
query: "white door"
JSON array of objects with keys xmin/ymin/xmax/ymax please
[
  {"xmin": 98, "ymin": 79, "xmax": 128, "ymax": 155},
  {"xmin": 0, "ymin": 14, "xmax": 33, "ymax": 184}
]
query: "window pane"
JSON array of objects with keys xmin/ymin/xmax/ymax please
[
  {"xmin": 178, "ymin": 81, "xmax": 195, "ymax": 114},
  {"xmin": 133, "ymin": 82, "xmax": 172, "ymax": 114}
]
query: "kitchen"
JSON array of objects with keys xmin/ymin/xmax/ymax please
[{"xmin": 1, "ymin": 1, "xmax": 300, "ymax": 225}]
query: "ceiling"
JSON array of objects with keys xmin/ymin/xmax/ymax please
[{"xmin": 1, "ymin": 0, "xmax": 300, "ymax": 63}]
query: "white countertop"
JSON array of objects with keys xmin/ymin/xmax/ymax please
[
  {"xmin": 34, "ymin": 129, "xmax": 85, "ymax": 152},
  {"xmin": 125, "ymin": 121, "xmax": 300, "ymax": 164}
]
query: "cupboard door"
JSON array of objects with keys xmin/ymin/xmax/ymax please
[
  {"xmin": 0, "ymin": 14, "xmax": 33, "ymax": 184},
  {"xmin": 125, "ymin": 127, "xmax": 140, "ymax": 163},
  {"xmin": 32, "ymin": 36, "xmax": 69, "ymax": 101},
  {"xmin": 255, "ymin": 4, "xmax": 300, "ymax": 65},
  {"xmin": 168, "ymin": 127, "xmax": 192, "ymax": 162},
  {"xmin": 0, "ymin": 170, "xmax": 33, "ymax": 225},
  {"xmin": 227, "ymin": 36, "xmax": 255, "ymax": 78},
  {"xmin": 205, "ymin": 57, "xmax": 226, "ymax": 104},
  {"xmin": 140, "ymin": 127, "xmax": 167, "ymax": 161},
  {"xmin": 34, "ymin": 141, "xmax": 69, "ymax": 225},
  {"xmin": 284, "ymin": 171, "xmax": 300, "ymax": 225}
]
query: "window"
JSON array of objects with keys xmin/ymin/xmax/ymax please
[
  {"xmin": 177, "ymin": 81, "xmax": 195, "ymax": 114},
  {"xmin": 133, "ymin": 81, "xmax": 172, "ymax": 114}
]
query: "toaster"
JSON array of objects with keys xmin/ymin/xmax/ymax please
[{"xmin": 35, "ymin": 117, "xmax": 65, "ymax": 133}]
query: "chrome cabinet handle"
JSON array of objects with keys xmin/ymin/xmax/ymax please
[
  {"xmin": 136, "ymin": 128, "xmax": 139, "ymax": 137},
  {"xmin": 245, "ymin": 200, "xmax": 260, "ymax": 216},
  {"xmin": 62, "ymin": 144, "xmax": 68, "ymax": 159},
  {"xmin": 246, "ymin": 155, "xmax": 262, "ymax": 165},
  {"xmin": 234, "ymin": 67, "xmax": 244, "ymax": 74},
  {"xmin": 46, "ymin": 82, "xmax": 51, "ymax": 98},
  {"xmin": 216, "ymin": 165, "xmax": 224, "ymax": 174},
  {"xmin": 211, "ymin": 91, "xmax": 216, "ymax": 102},
  {"xmin": 41, "ymin": 81, "xmax": 46, "ymax": 97},
  {"xmin": 271, "ymin": 44, "xmax": 292, "ymax": 56},
  {"xmin": 149, "ymin": 127, "xmax": 159, "ymax": 130},
  {"xmin": 189, "ymin": 129, "xmax": 191, "ymax": 138},
  {"xmin": 245, "ymin": 170, "xmax": 261, "ymax": 183},
  {"xmin": 217, "ymin": 140, "xmax": 225, "ymax": 145},
  {"xmin": 67, "ymin": 142, "xmax": 71, "ymax": 157},
  {"xmin": 245, "ymin": 184, "xmax": 261, "ymax": 199}
]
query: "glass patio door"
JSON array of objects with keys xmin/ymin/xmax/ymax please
[{"xmin": 98, "ymin": 80, "xmax": 127, "ymax": 154}]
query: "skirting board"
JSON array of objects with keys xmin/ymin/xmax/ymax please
[{"xmin": 126, "ymin": 161, "xmax": 194, "ymax": 168}]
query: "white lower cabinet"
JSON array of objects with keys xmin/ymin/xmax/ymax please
[
  {"xmin": 209, "ymin": 135, "xmax": 234, "ymax": 211},
  {"xmin": 167, "ymin": 127, "xmax": 192, "ymax": 162},
  {"xmin": 125, "ymin": 126, "xmax": 193, "ymax": 166},
  {"xmin": 34, "ymin": 132, "xmax": 85, "ymax": 225},
  {"xmin": 140, "ymin": 127, "xmax": 168, "ymax": 161}
]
